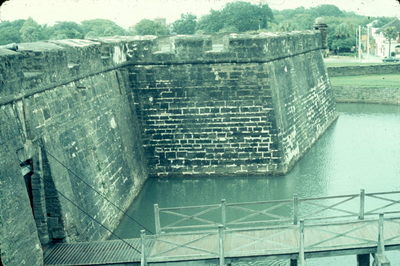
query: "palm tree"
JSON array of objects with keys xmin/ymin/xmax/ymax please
[{"xmin": 383, "ymin": 26, "xmax": 398, "ymax": 57}]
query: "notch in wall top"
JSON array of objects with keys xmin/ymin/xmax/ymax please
[{"xmin": 172, "ymin": 35, "xmax": 213, "ymax": 55}]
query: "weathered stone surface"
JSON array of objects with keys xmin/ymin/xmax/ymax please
[
  {"xmin": 129, "ymin": 33, "xmax": 336, "ymax": 177},
  {"xmin": 0, "ymin": 31, "xmax": 335, "ymax": 265},
  {"xmin": 327, "ymin": 63, "xmax": 400, "ymax": 77},
  {"xmin": 0, "ymin": 38, "xmax": 149, "ymax": 266},
  {"xmin": 333, "ymin": 86, "xmax": 400, "ymax": 104}
]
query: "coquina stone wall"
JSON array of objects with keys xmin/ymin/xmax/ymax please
[
  {"xmin": 333, "ymin": 86, "xmax": 400, "ymax": 104},
  {"xmin": 0, "ymin": 31, "xmax": 336, "ymax": 265},
  {"xmin": 0, "ymin": 38, "xmax": 149, "ymax": 266},
  {"xmin": 327, "ymin": 63, "xmax": 400, "ymax": 77},
  {"xmin": 128, "ymin": 32, "xmax": 337, "ymax": 177}
]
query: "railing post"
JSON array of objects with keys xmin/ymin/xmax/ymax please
[
  {"xmin": 373, "ymin": 213, "xmax": 390, "ymax": 265},
  {"xmin": 293, "ymin": 194, "xmax": 299, "ymax": 225},
  {"xmin": 359, "ymin": 189, "xmax": 365, "ymax": 220},
  {"xmin": 154, "ymin": 204, "xmax": 161, "ymax": 234},
  {"xmin": 298, "ymin": 220, "xmax": 306, "ymax": 266},
  {"xmin": 218, "ymin": 224, "xmax": 225, "ymax": 266},
  {"xmin": 140, "ymin": 230, "xmax": 147, "ymax": 266},
  {"xmin": 377, "ymin": 213, "xmax": 385, "ymax": 255},
  {"xmin": 221, "ymin": 199, "xmax": 226, "ymax": 227}
]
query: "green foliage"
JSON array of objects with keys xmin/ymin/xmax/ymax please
[
  {"xmin": 383, "ymin": 26, "xmax": 398, "ymax": 57},
  {"xmin": 383, "ymin": 26, "xmax": 398, "ymax": 41},
  {"xmin": 309, "ymin": 4, "xmax": 344, "ymax": 17},
  {"xmin": 19, "ymin": 18, "xmax": 46, "ymax": 42},
  {"xmin": 222, "ymin": 2, "xmax": 273, "ymax": 32},
  {"xmin": 81, "ymin": 19, "xmax": 126, "ymax": 38},
  {"xmin": 373, "ymin": 17, "xmax": 393, "ymax": 28},
  {"xmin": 273, "ymin": 5, "xmax": 380, "ymax": 53},
  {"xmin": 0, "ymin": 19, "xmax": 25, "ymax": 45},
  {"xmin": 171, "ymin": 13, "xmax": 197, "ymax": 34},
  {"xmin": 197, "ymin": 10, "xmax": 225, "ymax": 33},
  {"xmin": 133, "ymin": 19, "xmax": 169, "ymax": 36},
  {"xmin": 48, "ymin": 21, "xmax": 84, "ymax": 40},
  {"xmin": 0, "ymin": 18, "xmax": 129, "ymax": 44},
  {"xmin": 196, "ymin": 1, "xmax": 273, "ymax": 33}
]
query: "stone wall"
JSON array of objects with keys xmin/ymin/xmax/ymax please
[
  {"xmin": 0, "ymin": 38, "xmax": 149, "ymax": 266},
  {"xmin": 333, "ymin": 86, "xmax": 400, "ymax": 104},
  {"xmin": 327, "ymin": 63, "xmax": 400, "ymax": 77},
  {"xmin": 0, "ymin": 31, "xmax": 337, "ymax": 265},
  {"xmin": 128, "ymin": 32, "xmax": 337, "ymax": 177}
]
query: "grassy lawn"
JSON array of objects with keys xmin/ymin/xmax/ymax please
[{"xmin": 329, "ymin": 74, "xmax": 400, "ymax": 88}]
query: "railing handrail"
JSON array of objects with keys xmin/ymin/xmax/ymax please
[
  {"xmin": 139, "ymin": 213, "xmax": 400, "ymax": 265},
  {"xmin": 154, "ymin": 189, "xmax": 400, "ymax": 234},
  {"xmin": 159, "ymin": 203, "xmax": 220, "ymax": 211},
  {"xmin": 299, "ymin": 193, "xmax": 358, "ymax": 202}
]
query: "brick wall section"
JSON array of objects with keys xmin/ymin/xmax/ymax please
[
  {"xmin": 128, "ymin": 32, "xmax": 337, "ymax": 177},
  {"xmin": 269, "ymin": 52, "xmax": 337, "ymax": 172},
  {"xmin": 130, "ymin": 62, "xmax": 279, "ymax": 176},
  {"xmin": 327, "ymin": 63, "xmax": 400, "ymax": 77},
  {"xmin": 333, "ymin": 86, "xmax": 400, "ymax": 104}
]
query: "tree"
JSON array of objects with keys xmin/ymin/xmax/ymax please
[
  {"xmin": 133, "ymin": 19, "xmax": 169, "ymax": 35},
  {"xmin": 171, "ymin": 13, "xmax": 197, "ymax": 34},
  {"xmin": 0, "ymin": 20, "xmax": 25, "ymax": 45},
  {"xmin": 196, "ymin": 10, "xmax": 225, "ymax": 33},
  {"xmin": 326, "ymin": 21, "xmax": 357, "ymax": 53},
  {"xmin": 48, "ymin": 21, "xmax": 84, "ymax": 40},
  {"xmin": 222, "ymin": 2, "xmax": 273, "ymax": 32},
  {"xmin": 196, "ymin": 1, "xmax": 274, "ymax": 33},
  {"xmin": 310, "ymin": 5, "xmax": 344, "ymax": 17},
  {"xmin": 19, "ymin": 18, "xmax": 45, "ymax": 42},
  {"xmin": 81, "ymin": 19, "xmax": 126, "ymax": 38},
  {"xmin": 383, "ymin": 26, "xmax": 398, "ymax": 57}
]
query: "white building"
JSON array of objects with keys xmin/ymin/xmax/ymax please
[{"xmin": 371, "ymin": 19, "xmax": 400, "ymax": 58}]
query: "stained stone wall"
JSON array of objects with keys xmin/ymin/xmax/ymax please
[
  {"xmin": 0, "ymin": 31, "xmax": 336, "ymax": 265},
  {"xmin": 0, "ymin": 38, "xmax": 150, "ymax": 266},
  {"xmin": 129, "ymin": 32, "xmax": 337, "ymax": 177},
  {"xmin": 327, "ymin": 63, "xmax": 400, "ymax": 77}
]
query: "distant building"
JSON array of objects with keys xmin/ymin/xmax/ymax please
[{"xmin": 371, "ymin": 18, "xmax": 400, "ymax": 58}]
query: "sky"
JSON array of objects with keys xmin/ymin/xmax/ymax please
[{"xmin": 0, "ymin": 0, "xmax": 399, "ymax": 28}]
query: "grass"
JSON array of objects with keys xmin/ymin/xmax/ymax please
[{"xmin": 329, "ymin": 74, "xmax": 400, "ymax": 88}]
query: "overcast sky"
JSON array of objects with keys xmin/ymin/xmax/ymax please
[{"xmin": 0, "ymin": 0, "xmax": 399, "ymax": 28}]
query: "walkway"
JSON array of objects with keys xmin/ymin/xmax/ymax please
[{"xmin": 44, "ymin": 189, "xmax": 400, "ymax": 265}]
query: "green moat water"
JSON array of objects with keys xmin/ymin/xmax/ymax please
[{"xmin": 114, "ymin": 103, "xmax": 400, "ymax": 265}]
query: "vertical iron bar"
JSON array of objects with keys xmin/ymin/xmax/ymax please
[
  {"xmin": 141, "ymin": 230, "xmax": 146, "ymax": 266},
  {"xmin": 377, "ymin": 213, "xmax": 385, "ymax": 255},
  {"xmin": 218, "ymin": 224, "xmax": 225, "ymax": 266},
  {"xmin": 293, "ymin": 194, "xmax": 299, "ymax": 225},
  {"xmin": 299, "ymin": 220, "xmax": 305, "ymax": 266},
  {"xmin": 221, "ymin": 199, "xmax": 226, "ymax": 227},
  {"xmin": 154, "ymin": 204, "xmax": 161, "ymax": 234},
  {"xmin": 359, "ymin": 189, "xmax": 365, "ymax": 220}
]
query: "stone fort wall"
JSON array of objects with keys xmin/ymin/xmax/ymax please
[
  {"xmin": 0, "ymin": 38, "xmax": 150, "ymax": 265},
  {"xmin": 0, "ymin": 32, "xmax": 336, "ymax": 265},
  {"xmin": 129, "ymin": 32, "xmax": 337, "ymax": 177}
]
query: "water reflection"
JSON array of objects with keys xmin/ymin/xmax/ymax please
[{"xmin": 113, "ymin": 103, "xmax": 400, "ymax": 265}]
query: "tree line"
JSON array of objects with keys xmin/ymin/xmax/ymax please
[{"xmin": 0, "ymin": 1, "xmax": 395, "ymax": 54}]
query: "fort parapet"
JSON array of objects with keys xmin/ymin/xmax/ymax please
[{"xmin": 0, "ymin": 31, "xmax": 336, "ymax": 265}]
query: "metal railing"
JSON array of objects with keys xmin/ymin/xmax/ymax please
[
  {"xmin": 140, "ymin": 213, "xmax": 400, "ymax": 266},
  {"xmin": 154, "ymin": 189, "xmax": 400, "ymax": 233},
  {"xmin": 136, "ymin": 189, "xmax": 400, "ymax": 265}
]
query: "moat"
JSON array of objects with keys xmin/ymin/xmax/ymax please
[{"xmin": 114, "ymin": 103, "xmax": 400, "ymax": 265}]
